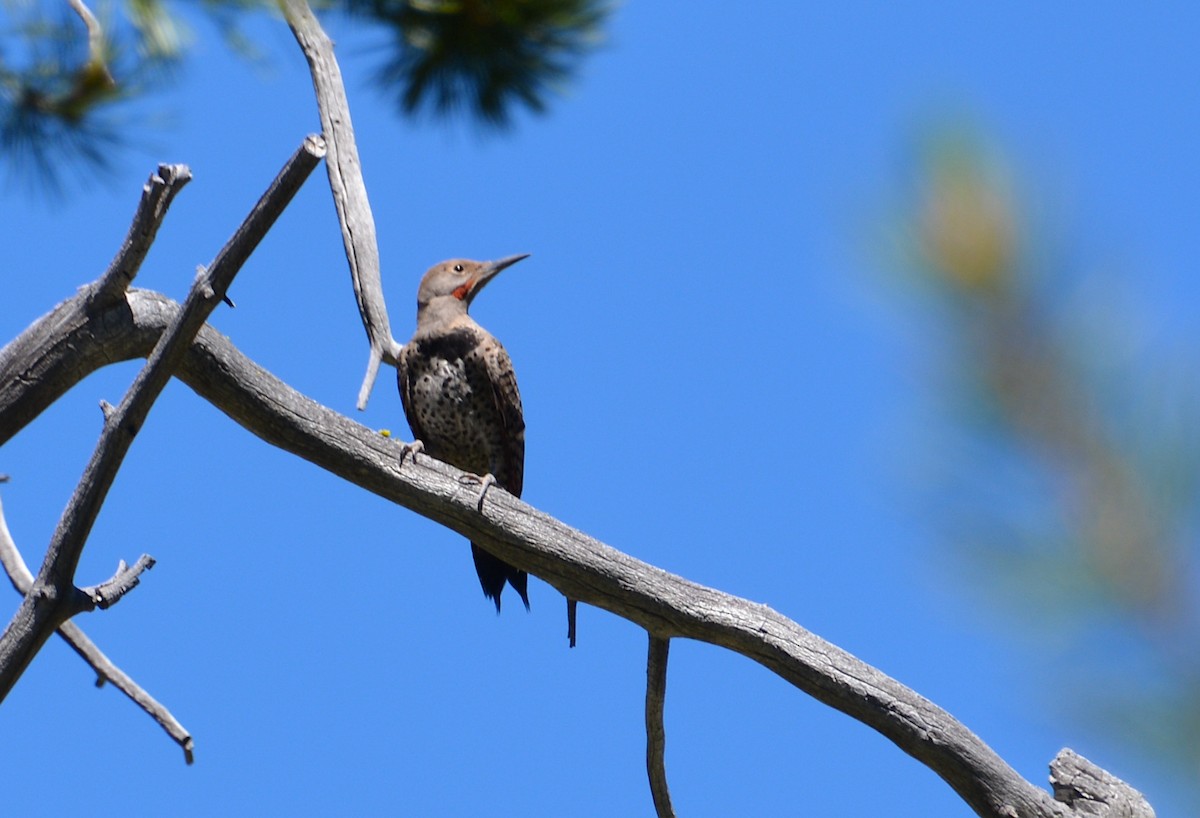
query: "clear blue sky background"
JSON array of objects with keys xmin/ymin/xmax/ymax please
[{"xmin": 2, "ymin": 3, "xmax": 1195, "ymax": 815}]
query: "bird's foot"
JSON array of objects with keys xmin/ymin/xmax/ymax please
[
  {"xmin": 459, "ymin": 472, "xmax": 497, "ymax": 511},
  {"xmin": 399, "ymin": 439, "xmax": 424, "ymax": 466}
]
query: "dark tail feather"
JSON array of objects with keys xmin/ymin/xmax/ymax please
[
  {"xmin": 471, "ymin": 542, "xmax": 530, "ymax": 612},
  {"xmin": 567, "ymin": 598, "xmax": 578, "ymax": 648},
  {"xmin": 508, "ymin": 567, "xmax": 530, "ymax": 610}
]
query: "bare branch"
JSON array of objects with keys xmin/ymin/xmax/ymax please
[
  {"xmin": 0, "ymin": 136, "xmax": 325, "ymax": 702},
  {"xmin": 1050, "ymin": 749, "xmax": 1155, "ymax": 817},
  {"xmin": 0, "ymin": 284, "xmax": 1154, "ymax": 817},
  {"xmin": 53, "ymin": 135, "xmax": 323, "ymax": 589},
  {"xmin": 82, "ymin": 555, "xmax": 156, "ymax": 609},
  {"xmin": 645, "ymin": 635, "xmax": 675, "ymax": 818},
  {"xmin": 356, "ymin": 347, "xmax": 384, "ymax": 414},
  {"xmin": 94, "ymin": 164, "xmax": 193, "ymax": 305},
  {"xmin": 65, "ymin": 616, "xmax": 196, "ymax": 763},
  {"xmin": 0, "ymin": 166, "xmax": 188, "ymax": 447},
  {"xmin": 282, "ymin": 0, "xmax": 400, "ymax": 410},
  {"xmin": 66, "ymin": 0, "xmax": 112, "ymax": 85},
  {"xmin": 0, "ymin": 499, "xmax": 33, "ymax": 595},
  {"xmin": 0, "ymin": 494, "xmax": 193, "ymax": 762}
]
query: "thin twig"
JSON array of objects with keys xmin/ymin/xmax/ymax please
[
  {"xmin": 357, "ymin": 347, "xmax": 384, "ymax": 413},
  {"xmin": 66, "ymin": 0, "xmax": 113, "ymax": 85},
  {"xmin": 94, "ymin": 164, "xmax": 193, "ymax": 305},
  {"xmin": 645, "ymin": 635, "xmax": 675, "ymax": 818},
  {"xmin": 282, "ymin": 0, "xmax": 399, "ymax": 410},
  {"xmin": 64, "ymin": 617, "xmax": 196, "ymax": 764},
  {"xmin": 83, "ymin": 555, "xmax": 156, "ymax": 609},
  {"xmin": 0, "ymin": 136, "xmax": 326, "ymax": 702},
  {"xmin": 0, "ymin": 499, "xmax": 34, "ymax": 594},
  {"xmin": 70, "ymin": 615, "xmax": 197, "ymax": 765},
  {"xmin": 0, "ymin": 496, "xmax": 193, "ymax": 762}
]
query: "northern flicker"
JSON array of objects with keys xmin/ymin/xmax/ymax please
[{"xmin": 397, "ymin": 254, "xmax": 531, "ymax": 611}]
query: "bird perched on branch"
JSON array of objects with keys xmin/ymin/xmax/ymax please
[{"xmin": 397, "ymin": 254, "xmax": 532, "ymax": 612}]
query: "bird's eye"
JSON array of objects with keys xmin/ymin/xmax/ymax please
[{"xmin": 453, "ymin": 264, "xmax": 464, "ymax": 273}]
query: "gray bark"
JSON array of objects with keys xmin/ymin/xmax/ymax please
[
  {"xmin": 646, "ymin": 635, "xmax": 676, "ymax": 818},
  {"xmin": 282, "ymin": 0, "xmax": 399, "ymax": 410},
  {"xmin": 0, "ymin": 506, "xmax": 193, "ymax": 761},
  {"xmin": 0, "ymin": 279, "xmax": 1154, "ymax": 818},
  {"xmin": 0, "ymin": 136, "xmax": 325, "ymax": 702}
]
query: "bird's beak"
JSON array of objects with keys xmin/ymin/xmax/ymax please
[{"xmin": 469, "ymin": 253, "xmax": 530, "ymax": 300}]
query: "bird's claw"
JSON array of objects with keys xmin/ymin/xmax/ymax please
[
  {"xmin": 459, "ymin": 472, "xmax": 497, "ymax": 511},
  {"xmin": 399, "ymin": 439, "xmax": 424, "ymax": 465}
]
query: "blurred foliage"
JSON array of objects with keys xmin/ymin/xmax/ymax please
[
  {"xmin": 890, "ymin": 124, "xmax": 1200, "ymax": 795},
  {"xmin": 1, "ymin": 0, "xmax": 122, "ymax": 192},
  {"xmin": 0, "ymin": 0, "xmax": 609, "ymax": 192},
  {"xmin": 347, "ymin": 0, "xmax": 606, "ymax": 125}
]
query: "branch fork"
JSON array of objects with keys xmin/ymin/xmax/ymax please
[
  {"xmin": 84, "ymin": 555, "xmax": 157, "ymax": 610},
  {"xmin": 0, "ymin": 134, "xmax": 325, "ymax": 758}
]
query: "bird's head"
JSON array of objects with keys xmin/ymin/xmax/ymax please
[{"xmin": 415, "ymin": 254, "xmax": 530, "ymax": 322}]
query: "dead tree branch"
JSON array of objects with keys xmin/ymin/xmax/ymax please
[
  {"xmin": 282, "ymin": 0, "xmax": 398, "ymax": 410},
  {"xmin": 66, "ymin": 0, "xmax": 113, "ymax": 88},
  {"xmin": 0, "ymin": 495, "xmax": 194, "ymax": 762},
  {"xmin": 94, "ymin": 163, "xmax": 192, "ymax": 305},
  {"xmin": 0, "ymin": 277, "xmax": 1154, "ymax": 817},
  {"xmin": 1050, "ymin": 749, "xmax": 1155, "ymax": 817},
  {"xmin": 0, "ymin": 164, "xmax": 188, "ymax": 444},
  {"xmin": 0, "ymin": 135, "xmax": 325, "ymax": 702},
  {"xmin": 646, "ymin": 635, "xmax": 675, "ymax": 818},
  {"xmin": 82, "ymin": 554, "xmax": 157, "ymax": 609}
]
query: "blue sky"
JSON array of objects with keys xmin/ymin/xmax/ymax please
[{"xmin": 2, "ymin": 3, "xmax": 1196, "ymax": 815}]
